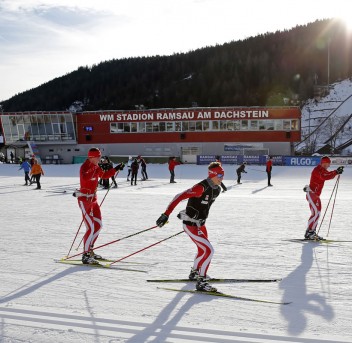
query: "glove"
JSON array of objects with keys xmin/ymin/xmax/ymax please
[
  {"xmin": 114, "ymin": 162, "xmax": 125, "ymax": 171},
  {"xmin": 336, "ymin": 166, "xmax": 344, "ymax": 175},
  {"xmin": 156, "ymin": 213, "xmax": 169, "ymax": 227}
]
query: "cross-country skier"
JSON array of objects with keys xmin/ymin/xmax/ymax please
[
  {"xmin": 76, "ymin": 147, "xmax": 124, "ymax": 264},
  {"xmin": 156, "ymin": 161, "xmax": 224, "ymax": 292},
  {"xmin": 304, "ymin": 156, "xmax": 343, "ymax": 240}
]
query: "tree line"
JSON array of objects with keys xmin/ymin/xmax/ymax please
[{"xmin": 1, "ymin": 19, "xmax": 351, "ymax": 112}]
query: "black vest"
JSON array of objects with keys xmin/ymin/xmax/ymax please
[{"xmin": 185, "ymin": 179, "xmax": 221, "ymax": 222}]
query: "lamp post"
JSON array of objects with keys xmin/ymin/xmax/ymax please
[
  {"xmin": 327, "ymin": 37, "xmax": 330, "ymax": 88},
  {"xmin": 308, "ymin": 108, "xmax": 311, "ymax": 153}
]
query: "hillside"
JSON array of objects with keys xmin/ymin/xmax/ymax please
[
  {"xmin": 298, "ymin": 78, "xmax": 352, "ymax": 154},
  {"xmin": 1, "ymin": 18, "xmax": 351, "ymax": 112}
]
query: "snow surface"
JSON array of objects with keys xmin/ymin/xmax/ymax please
[{"xmin": 1, "ymin": 162, "xmax": 352, "ymax": 343}]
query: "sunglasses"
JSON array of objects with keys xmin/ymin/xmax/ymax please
[{"xmin": 217, "ymin": 174, "xmax": 224, "ymax": 178}]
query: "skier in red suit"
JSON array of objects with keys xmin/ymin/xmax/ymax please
[
  {"xmin": 304, "ymin": 156, "xmax": 343, "ymax": 240},
  {"xmin": 156, "ymin": 162, "xmax": 224, "ymax": 292},
  {"xmin": 77, "ymin": 147, "xmax": 124, "ymax": 264}
]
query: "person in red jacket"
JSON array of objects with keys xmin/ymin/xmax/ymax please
[
  {"xmin": 266, "ymin": 156, "xmax": 273, "ymax": 186},
  {"xmin": 77, "ymin": 147, "xmax": 124, "ymax": 264},
  {"xmin": 168, "ymin": 156, "xmax": 182, "ymax": 183},
  {"xmin": 304, "ymin": 156, "xmax": 343, "ymax": 240}
]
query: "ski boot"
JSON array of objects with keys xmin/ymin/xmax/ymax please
[
  {"xmin": 196, "ymin": 276, "xmax": 217, "ymax": 292},
  {"xmin": 189, "ymin": 267, "xmax": 199, "ymax": 281},
  {"xmin": 82, "ymin": 253, "xmax": 99, "ymax": 265},
  {"xmin": 304, "ymin": 229, "xmax": 324, "ymax": 241}
]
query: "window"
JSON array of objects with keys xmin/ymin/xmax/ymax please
[
  {"xmin": 189, "ymin": 122, "xmax": 196, "ymax": 131},
  {"xmin": 283, "ymin": 120, "xmax": 291, "ymax": 130},
  {"xmin": 203, "ymin": 121, "xmax": 210, "ymax": 131},
  {"xmin": 124, "ymin": 123, "xmax": 131, "ymax": 132},
  {"xmin": 241, "ymin": 120, "xmax": 248, "ymax": 130},
  {"xmin": 265, "ymin": 120, "xmax": 274, "ymax": 130},
  {"xmin": 146, "ymin": 123, "xmax": 153, "ymax": 132},
  {"xmin": 212, "ymin": 121, "xmax": 219, "ymax": 130},
  {"xmin": 131, "ymin": 123, "xmax": 137, "ymax": 132},
  {"xmin": 275, "ymin": 120, "xmax": 283, "ymax": 130},
  {"xmin": 291, "ymin": 120, "xmax": 299, "ymax": 130},
  {"xmin": 182, "ymin": 122, "xmax": 189, "ymax": 131},
  {"xmin": 166, "ymin": 122, "xmax": 174, "ymax": 131},
  {"xmin": 195, "ymin": 121, "xmax": 203, "ymax": 131},
  {"xmin": 250, "ymin": 120, "xmax": 258, "ymax": 130},
  {"xmin": 233, "ymin": 121, "xmax": 240, "ymax": 130}
]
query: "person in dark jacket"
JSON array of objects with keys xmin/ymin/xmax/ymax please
[
  {"xmin": 236, "ymin": 162, "xmax": 247, "ymax": 184},
  {"xmin": 156, "ymin": 162, "xmax": 225, "ymax": 293},
  {"xmin": 138, "ymin": 155, "xmax": 148, "ymax": 180},
  {"xmin": 131, "ymin": 158, "xmax": 139, "ymax": 185}
]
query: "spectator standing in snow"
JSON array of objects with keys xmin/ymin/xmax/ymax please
[
  {"xmin": 30, "ymin": 159, "xmax": 44, "ymax": 189},
  {"xmin": 138, "ymin": 155, "xmax": 148, "ymax": 180},
  {"xmin": 168, "ymin": 156, "xmax": 182, "ymax": 183},
  {"xmin": 156, "ymin": 162, "xmax": 225, "ymax": 293},
  {"xmin": 266, "ymin": 156, "xmax": 273, "ymax": 186},
  {"xmin": 130, "ymin": 158, "xmax": 139, "ymax": 186},
  {"xmin": 126, "ymin": 156, "xmax": 133, "ymax": 181},
  {"xmin": 304, "ymin": 156, "xmax": 343, "ymax": 240},
  {"xmin": 19, "ymin": 158, "xmax": 31, "ymax": 185},
  {"xmin": 236, "ymin": 162, "xmax": 247, "ymax": 184},
  {"xmin": 76, "ymin": 147, "xmax": 124, "ymax": 265}
]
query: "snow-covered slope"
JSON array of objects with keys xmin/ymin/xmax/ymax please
[
  {"xmin": 1, "ymin": 163, "xmax": 352, "ymax": 342},
  {"xmin": 298, "ymin": 78, "xmax": 352, "ymax": 154}
]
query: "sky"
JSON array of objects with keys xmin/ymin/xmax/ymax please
[{"xmin": 0, "ymin": 0, "xmax": 351, "ymax": 102}]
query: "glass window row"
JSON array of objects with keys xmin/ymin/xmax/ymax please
[
  {"xmin": 110, "ymin": 119, "xmax": 300, "ymax": 133},
  {"xmin": 1, "ymin": 114, "xmax": 76, "ymax": 142}
]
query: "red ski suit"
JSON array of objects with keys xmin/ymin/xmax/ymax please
[
  {"xmin": 164, "ymin": 179, "xmax": 221, "ymax": 277},
  {"xmin": 78, "ymin": 159, "xmax": 117, "ymax": 252},
  {"xmin": 306, "ymin": 164, "xmax": 337, "ymax": 231}
]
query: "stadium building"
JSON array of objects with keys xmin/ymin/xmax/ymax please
[{"xmin": 0, "ymin": 106, "xmax": 301, "ymax": 163}]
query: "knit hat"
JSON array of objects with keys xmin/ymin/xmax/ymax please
[
  {"xmin": 208, "ymin": 164, "xmax": 225, "ymax": 178},
  {"xmin": 88, "ymin": 148, "xmax": 101, "ymax": 158},
  {"xmin": 321, "ymin": 156, "xmax": 331, "ymax": 164}
]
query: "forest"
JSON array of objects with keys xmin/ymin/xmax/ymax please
[{"xmin": 1, "ymin": 19, "xmax": 351, "ymax": 112}]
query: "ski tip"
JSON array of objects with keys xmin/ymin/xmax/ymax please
[{"xmin": 105, "ymin": 263, "xmax": 112, "ymax": 268}]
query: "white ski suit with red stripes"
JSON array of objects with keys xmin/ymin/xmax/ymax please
[
  {"xmin": 306, "ymin": 164, "xmax": 337, "ymax": 231},
  {"xmin": 164, "ymin": 178, "xmax": 221, "ymax": 277},
  {"xmin": 78, "ymin": 159, "xmax": 117, "ymax": 253}
]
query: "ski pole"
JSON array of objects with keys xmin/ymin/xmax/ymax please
[
  {"xmin": 107, "ymin": 231, "xmax": 184, "ymax": 266},
  {"xmin": 246, "ymin": 167, "xmax": 266, "ymax": 173},
  {"xmin": 74, "ymin": 171, "xmax": 119, "ymax": 251},
  {"xmin": 317, "ymin": 176, "xmax": 340, "ymax": 235},
  {"xmin": 326, "ymin": 175, "xmax": 340, "ymax": 237},
  {"xmin": 63, "ymin": 225, "xmax": 158, "ymax": 260}
]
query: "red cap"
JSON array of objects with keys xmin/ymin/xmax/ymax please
[
  {"xmin": 208, "ymin": 165, "xmax": 225, "ymax": 178},
  {"xmin": 321, "ymin": 156, "xmax": 331, "ymax": 164},
  {"xmin": 88, "ymin": 148, "xmax": 101, "ymax": 158}
]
